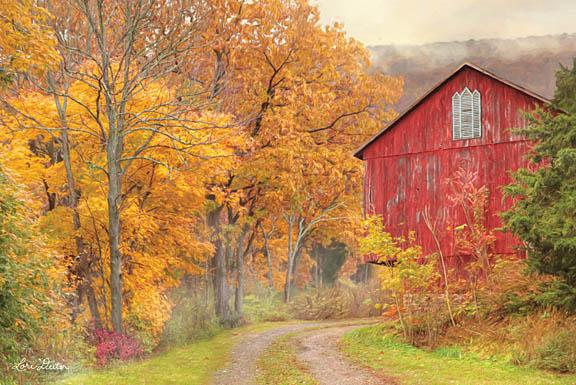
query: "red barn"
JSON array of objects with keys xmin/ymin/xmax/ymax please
[{"xmin": 354, "ymin": 63, "xmax": 551, "ymax": 264}]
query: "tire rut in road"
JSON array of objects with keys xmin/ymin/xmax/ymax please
[
  {"xmin": 211, "ymin": 322, "xmax": 320, "ymax": 385},
  {"xmin": 296, "ymin": 324, "xmax": 398, "ymax": 385}
]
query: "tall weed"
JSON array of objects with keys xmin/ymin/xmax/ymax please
[{"xmin": 159, "ymin": 287, "xmax": 220, "ymax": 348}]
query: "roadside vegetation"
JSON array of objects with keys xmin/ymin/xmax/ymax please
[
  {"xmin": 42, "ymin": 283, "xmax": 379, "ymax": 384},
  {"xmin": 342, "ymin": 325, "xmax": 576, "ymax": 385}
]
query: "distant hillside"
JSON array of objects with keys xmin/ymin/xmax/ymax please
[{"xmin": 369, "ymin": 34, "xmax": 576, "ymax": 111}]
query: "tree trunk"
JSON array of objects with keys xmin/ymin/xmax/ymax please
[
  {"xmin": 204, "ymin": 258, "xmax": 210, "ymax": 307},
  {"xmin": 234, "ymin": 261, "xmax": 243, "ymax": 315},
  {"xmin": 211, "ymin": 49, "xmax": 227, "ymax": 100},
  {"xmin": 234, "ymin": 226, "xmax": 247, "ymax": 316},
  {"xmin": 237, "ymin": 224, "xmax": 257, "ymax": 316},
  {"xmin": 85, "ymin": 283, "xmax": 102, "ymax": 328},
  {"xmin": 54, "ymin": 88, "xmax": 103, "ymax": 328},
  {"xmin": 262, "ymin": 228, "xmax": 274, "ymax": 288},
  {"xmin": 207, "ymin": 203, "xmax": 230, "ymax": 324},
  {"xmin": 215, "ymin": 240, "xmax": 229, "ymax": 323},
  {"xmin": 284, "ymin": 258, "xmax": 293, "ymax": 303},
  {"xmin": 289, "ymin": 247, "xmax": 302, "ymax": 298},
  {"xmin": 107, "ymin": 130, "xmax": 124, "ymax": 333},
  {"xmin": 318, "ymin": 254, "xmax": 323, "ymax": 288},
  {"xmin": 284, "ymin": 218, "xmax": 294, "ymax": 303}
]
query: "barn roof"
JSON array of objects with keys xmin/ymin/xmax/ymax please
[{"xmin": 353, "ymin": 62, "xmax": 552, "ymax": 160}]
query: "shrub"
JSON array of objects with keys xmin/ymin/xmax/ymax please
[
  {"xmin": 0, "ymin": 172, "xmax": 62, "ymax": 381},
  {"xmin": 478, "ymin": 258, "xmax": 575, "ymax": 317},
  {"xmin": 534, "ymin": 281, "xmax": 576, "ymax": 311},
  {"xmin": 503, "ymin": 61, "xmax": 576, "ymax": 295},
  {"xmin": 92, "ymin": 328, "xmax": 143, "ymax": 366},
  {"xmin": 477, "ymin": 258, "xmax": 540, "ymax": 316},
  {"xmin": 123, "ymin": 313, "xmax": 161, "ymax": 354},
  {"xmin": 509, "ymin": 313, "xmax": 576, "ymax": 373},
  {"xmin": 400, "ymin": 292, "xmax": 459, "ymax": 347},
  {"xmin": 290, "ymin": 286, "xmax": 348, "ymax": 320},
  {"xmin": 444, "ymin": 309, "xmax": 576, "ymax": 374},
  {"xmin": 533, "ymin": 329, "xmax": 576, "ymax": 372}
]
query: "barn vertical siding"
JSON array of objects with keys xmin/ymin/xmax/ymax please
[{"xmin": 361, "ymin": 67, "xmax": 544, "ymax": 262}]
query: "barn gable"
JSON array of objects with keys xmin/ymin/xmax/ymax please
[
  {"xmin": 354, "ymin": 63, "xmax": 550, "ymax": 160},
  {"xmin": 356, "ymin": 63, "xmax": 551, "ymax": 261}
]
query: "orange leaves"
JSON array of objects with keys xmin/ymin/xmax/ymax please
[
  {"xmin": 0, "ymin": 0, "xmax": 405, "ymax": 336},
  {"xmin": 192, "ymin": 0, "xmax": 404, "ymax": 290},
  {"xmin": 0, "ymin": 0, "xmax": 58, "ymax": 75},
  {"xmin": 1, "ymin": 59, "xmax": 232, "ymax": 334}
]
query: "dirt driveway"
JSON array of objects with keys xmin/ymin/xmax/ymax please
[{"xmin": 211, "ymin": 319, "xmax": 394, "ymax": 385}]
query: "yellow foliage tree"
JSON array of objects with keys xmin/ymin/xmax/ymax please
[
  {"xmin": 1, "ymin": 69, "xmax": 238, "ymax": 341},
  {"xmin": 191, "ymin": 0, "xmax": 402, "ymax": 316},
  {"xmin": 0, "ymin": 0, "xmax": 404, "ymax": 350}
]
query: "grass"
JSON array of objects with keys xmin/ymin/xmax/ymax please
[
  {"xmin": 48, "ymin": 323, "xmax": 281, "ymax": 385},
  {"xmin": 341, "ymin": 324, "xmax": 576, "ymax": 385},
  {"xmin": 256, "ymin": 332, "xmax": 318, "ymax": 385},
  {"xmin": 243, "ymin": 291, "xmax": 290, "ymax": 323}
]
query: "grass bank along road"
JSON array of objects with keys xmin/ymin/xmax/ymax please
[{"xmin": 341, "ymin": 324, "xmax": 576, "ymax": 385}]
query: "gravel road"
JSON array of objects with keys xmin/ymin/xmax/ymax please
[
  {"xmin": 211, "ymin": 319, "xmax": 394, "ymax": 385},
  {"xmin": 297, "ymin": 325, "xmax": 398, "ymax": 385}
]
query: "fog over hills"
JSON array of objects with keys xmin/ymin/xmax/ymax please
[{"xmin": 369, "ymin": 33, "xmax": 576, "ymax": 111}]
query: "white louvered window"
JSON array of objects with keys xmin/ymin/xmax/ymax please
[{"xmin": 452, "ymin": 88, "xmax": 482, "ymax": 140}]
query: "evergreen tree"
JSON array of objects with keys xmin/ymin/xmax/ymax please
[{"xmin": 504, "ymin": 59, "xmax": 576, "ymax": 293}]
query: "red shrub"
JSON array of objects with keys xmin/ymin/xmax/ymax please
[{"xmin": 92, "ymin": 327, "xmax": 143, "ymax": 366}]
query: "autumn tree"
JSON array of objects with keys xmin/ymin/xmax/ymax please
[
  {"xmin": 192, "ymin": 0, "xmax": 402, "ymax": 315},
  {"xmin": 360, "ymin": 215, "xmax": 437, "ymax": 341},
  {"xmin": 0, "ymin": 5, "xmax": 70, "ymax": 378},
  {"xmin": 1, "ymin": 0, "xmax": 237, "ymax": 334},
  {"xmin": 260, "ymin": 141, "xmax": 363, "ymax": 302},
  {"xmin": 68, "ymin": 0, "xmax": 210, "ymax": 333},
  {"xmin": 1, "ymin": 0, "xmax": 402, "ymax": 336}
]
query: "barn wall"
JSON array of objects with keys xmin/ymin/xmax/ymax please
[{"xmin": 363, "ymin": 67, "xmax": 545, "ymax": 262}]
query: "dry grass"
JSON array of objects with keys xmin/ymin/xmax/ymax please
[
  {"xmin": 290, "ymin": 281, "xmax": 383, "ymax": 320},
  {"xmin": 438, "ymin": 309, "xmax": 576, "ymax": 372}
]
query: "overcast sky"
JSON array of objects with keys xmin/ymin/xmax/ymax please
[{"xmin": 313, "ymin": 0, "xmax": 576, "ymax": 46}]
